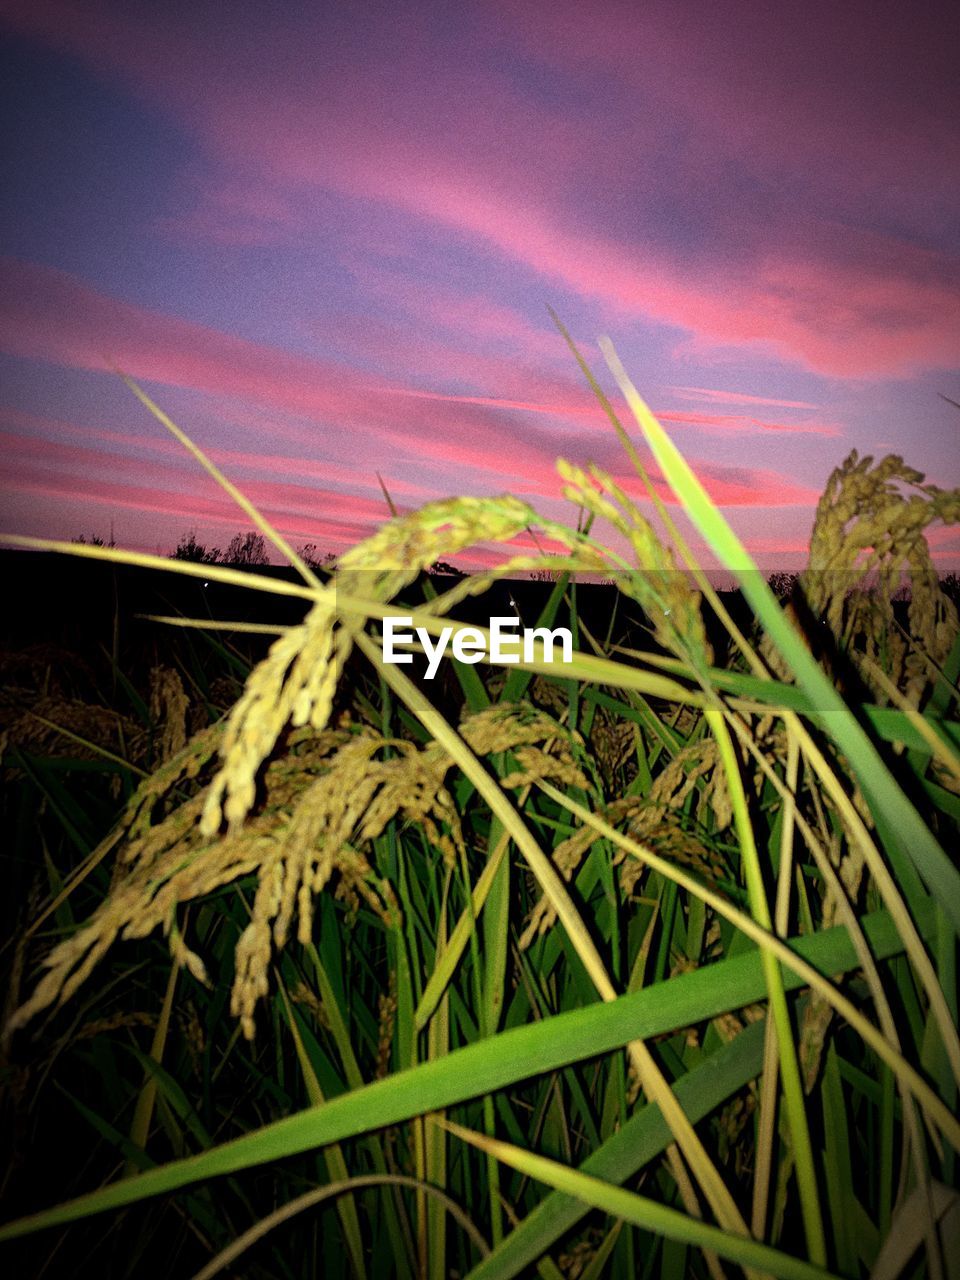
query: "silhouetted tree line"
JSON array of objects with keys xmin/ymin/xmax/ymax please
[
  {"xmin": 170, "ymin": 530, "xmax": 335, "ymax": 569},
  {"xmin": 63, "ymin": 535, "xmax": 960, "ymax": 605},
  {"xmin": 169, "ymin": 533, "xmax": 458, "ymax": 574}
]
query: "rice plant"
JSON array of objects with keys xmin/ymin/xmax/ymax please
[{"xmin": 0, "ymin": 337, "xmax": 957, "ymax": 1280}]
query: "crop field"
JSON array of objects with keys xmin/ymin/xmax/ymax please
[{"xmin": 0, "ymin": 347, "xmax": 957, "ymax": 1280}]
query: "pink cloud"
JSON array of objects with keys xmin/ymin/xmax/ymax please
[
  {"xmin": 0, "ymin": 258, "xmax": 593, "ymax": 456},
  {"xmin": 0, "ymin": 260, "xmax": 552, "ymax": 482},
  {"xmin": 266, "ymin": 140, "xmax": 960, "ymax": 380},
  {"xmin": 927, "ymin": 525, "xmax": 960, "ymax": 549},
  {"xmin": 152, "ymin": 175, "xmax": 305, "ymax": 247},
  {"xmin": 0, "ymin": 257, "xmax": 829, "ymax": 552},
  {"xmin": 430, "ymin": 207, "xmax": 960, "ymax": 380},
  {"xmin": 2, "ymin": 1, "xmax": 955, "ymax": 379},
  {"xmin": 600, "ymin": 464, "xmax": 820, "ymax": 509},
  {"xmin": 654, "ymin": 409, "xmax": 841, "ymax": 438},
  {"xmin": 0, "ymin": 473, "xmax": 244, "ymax": 529},
  {"xmin": 670, "ymin": 387, "xmax": 821, "ymax": 411},
  {"xmin": 0, "ymin": 427, "xmax": 202, "ymax": 490},
  {"xmin": 330, "ymin": 314, "xmax": 591, "ymax": 409},
  {"xmin": 0, "ymin": 407, "xmax": 434, "ymax": 504},
  {"xmin": 0, "ymin": 421, "xmax": 407, "ymax": 541},
  {"xmin": 340, "ymin": 262, "xmax": 566, "ymax": 362},
  {"xmin": 492, "ymin": 0, "xmax": 958, "ymax": 228},
  {"xmin": 0, "ymin": 466, "xmax": 391, "ymax": 553},
  {"xmin": 388, "ymin": 388, "xmax": 597, "ymax": 423},
  {"xmin": 0, "ymin": 256, "xmax": 378, "ymax": 424},
  {"xmin": 740, "ymin": 536, "xmax": 815, "ymax": 556}
]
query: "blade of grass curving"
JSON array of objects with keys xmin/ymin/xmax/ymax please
[
  {"xmin": 334, "ymin": 590, "xmax": 697, "ymax": 702},
  {"xmin": 551, "ymin": 309, "xmax": 763, "ymax": 677},
  {"xmin": 119, "ymin": 375, "xmax": 322, "ymax": 588},
  {"xmin": 25, "ymin": 711, "xmax": 149, "ymax": 779},
  {"xmin": 600, "ymin": 339, "xmax": 960, "ymax": 937},
  {"xmin": 351, "ymin": 632, "xmax": 624, "ymax": 1001},
  {"xmin": 582, "ymin": 686, "xmax": 683, "ymax": 758},
  {"xmin": 0, "ymin": 534, "xmax": 322, "ymax": 603},
  {"xmin": 375, "ymin": 471, "xmax": 400, "ymax": 517},
  {"xmin": 189, "ymin": 1173, "xmax": 489, "ymax": 1280},
  {"xmin": 479, "ymin": 816, "xmax": 508, "ymax": 1246},
  {"xmin": 625, "ymin": 649, "xmax": 960, "ymax": 757},
  {"xmin": 715, "ymin": 674, "xmax": 960, "ymax": 1117},
  {"xmin": 927, "ymin": 631, "xmax": 960, "ymax": 719},
  {"xmin": 0, "ymin": 900, "xmax": 937, "ymax": 1244},
  {"xmin": 427, "ymin": 871, "xmax": 452, "ymax": 1278},
  {"xmin": 820, "ymin": 1044, "xmax": 858, "ymax": 1276},
  {"xmin": 931, "ymin": 904, "xmax": 959, "ymax": 1136},
  {"xmin": 125, "ymin": 1046, "xmax": 212, "ymax": 1151},
  {"xmin": 144, "ymin": 615, "xmax": 291, "ymax": 636},
  {"xmin": 12, "ymin": 748, "xmax": 98, "ymax": 857},
  {"xmin": 56, "ymin": 1083, "xmax": 153, "ymax": 1174},
  {"xmin": 417, "ymin": 713, "xmax": 569, "ymax": 1035},
  {"xmin": 861, "ymin": 656, "xmax": 960, "ymax": 785},
  {"xmin": 578, "ymin": 1220, "xmax": 623, "ymax": 1280},
  {"xmin": 21, "ymin": 827, "xmax": 124, "ymax": 944},
  {"xmin": 870, "ymin": 1181, "xmax": 960, "ymax": 1280},
  {"xmin": 789, "ymin": 727, "xmax": 960, "ymax": 1090},
  {"xmin": 442, "ymin": 1120, "xmax": 840, "ymax": 1280},
  {"xmin": 415, "ymin": 830, "xmax": 510, "ymax": 1032},
  {"xmin": 304, "ymin": 937, "xmax": 416, "ymax": 1274},
  {"xmin": 599, "ymin": 341, "xmax": 960, "ymax": 1122}
]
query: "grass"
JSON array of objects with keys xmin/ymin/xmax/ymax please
[{"xmin": 0, "ymin": 336, "xmax": 958, "ymax": 1280}]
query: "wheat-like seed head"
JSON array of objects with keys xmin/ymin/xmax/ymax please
[
  {"xmin": 794, "ymin": 451, "xmax": 959, "ymax": 705},
  {"xmin": 5, "ymin": 694, "xmax": 584, "ymax": 1042},
  {"xmin": 519, "ymin": 738, "xmax": 732, "ymax": 947}
]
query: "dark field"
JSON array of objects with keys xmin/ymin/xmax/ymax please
[{"xmin": 0, "ymin": 544, "xmax": 957, "ymax": 1280}]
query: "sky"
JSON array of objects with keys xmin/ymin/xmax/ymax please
[{"xmin": 0, "ymin": 0, "xmax": 958, "ymax": 572}]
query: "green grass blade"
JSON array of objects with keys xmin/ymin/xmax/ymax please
[
  {"xmin": 119, "ymin": 375, "xmax": 322, "ymax": 589},
  {"xmin": 0, "ymin": 904, "xmax": 934, "ymax": 1244},
  {"xmin": 444, "ymin": 1120, "xmax": 841, "ymax": 1280}
]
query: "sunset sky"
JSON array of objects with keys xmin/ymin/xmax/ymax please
[{"xmin": 1, "ymin": 0, "xmax": 958, "ymax": 570}]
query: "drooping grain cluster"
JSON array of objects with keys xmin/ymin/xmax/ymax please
[
  {"xmin": 0, "ymin": 688, "xmax": 148, "ymax": 770},
  {"xmin": 790, "ymin": 451, "xmax": 959, "ymax": 706},
  {"xmin": 7, "ymin": 700, "xmax": 581, "ymax": 1041},
  {"xmin": 149, "ymin": 666, "xmax": 191, "ymax": 763},
  {"xmin": 520, "ymin": 738, "xmax": 732, "ymax": 947}
]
